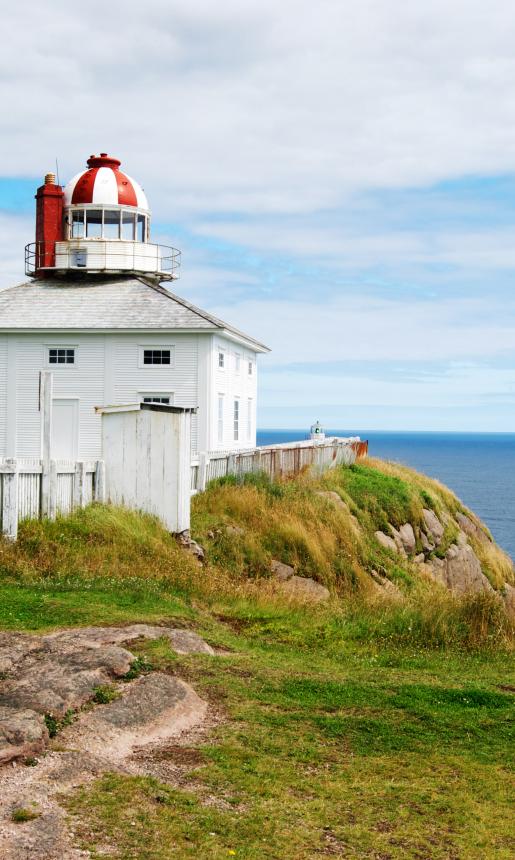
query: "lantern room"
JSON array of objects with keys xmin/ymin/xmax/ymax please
[{"xmin": 26, "ymin": 153, "xmax": 180, "ymax": 281}]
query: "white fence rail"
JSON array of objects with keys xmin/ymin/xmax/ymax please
[
  {"xmin": 191, "ymin": 437, "xmax": 368, "ymax": 494},
  {"xmin": 0, "ymin": 458, "xmax": 105, "ymax": 540}
]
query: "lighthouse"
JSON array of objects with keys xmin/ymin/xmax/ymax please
[
  {"xmin": 26, "ymin": 153, "xmax": 180, "ymax": 280},
  {"xmin": 0, "ymin": 152, "xmax": 269, "ymax": 461}
]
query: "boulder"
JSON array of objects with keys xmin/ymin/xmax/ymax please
[
  {"xmin": 423, "ymin": 544, "xmax": 493, "ymax": 594},
  {"xmin": 316, "ymin": 490, "xmax": 347, "ymax": 509},
  {"xmin": 166, "ymin": 629, "xmax": 215, "ymax": 655},
  {"xmin": 388, "ymin": 526, "xmax": 407, "ymax": 557},
  {"xmin": 225, "ymin": 525, "xmax": 245, "ymax": 537},
  {"xmin": 502, "ymin": 583, "xmax": 515, "ymax": 618},
  {"xmin": 375, "ymin": 531, "xmax": 399, "ymax": 554},
  {"xmin": 455, "ymin": 512, "xmax": 491, "ymax": 545},
  {"xmin": 175, "ymin": 530, "xmax": 205, "ymax": 561},
  {"xmin": 445, "ymin": 542, "xmax": 493, "ymax": 594},
  {"xmin": 0, "ymin": 706, "xmax": 48, "ymax": 764},
  {"xmin": 279, "ymin": 575, "xmax": 330, "ymax": 603},
  {"xmin": 398, "ymin": 523, "xmax": 416, "ymax": 555},
  {"xmin": 414, "ymin": 553, "xmax": 425, "ymax": 564},
  {"xmin": 422, "ymin": 509, "xmax": 444, "ymax": 546},
  {"xmin": 271, "ymin": 559, "xmax": 295, "ymax": 581},
  {"xmin": 420, "ymin": 531, "xmax": 435, "ymax": 552}
]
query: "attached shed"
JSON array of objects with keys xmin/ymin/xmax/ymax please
[{"xmin": 97, "ymin": 402, "xmax": 196, "ymax": 533}]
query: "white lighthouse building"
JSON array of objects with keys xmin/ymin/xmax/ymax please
[{"xmin": 0, "ymin": 153, "xmax": 269, "ymax": 460}]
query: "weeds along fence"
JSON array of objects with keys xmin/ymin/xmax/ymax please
[
  {"xmin": 191, "ymin": 437, "xmax": 368, "ymax": 494},
  {"xmin": 0, "ymin": 458, "xmax": 106, "ymax": 540}
]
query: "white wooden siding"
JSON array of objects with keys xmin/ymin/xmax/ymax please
[
  {"xmin": 0, "ymin": 337, "xmax": 7, "ymax": 456},
  {"xmin": 212, "ymin": 336, "xmax": 257, "ymax": 450}
]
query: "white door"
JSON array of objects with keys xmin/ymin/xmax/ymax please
[{"xmin": 51, "ymin": 399, "xmax": 79, "ymax": 460}]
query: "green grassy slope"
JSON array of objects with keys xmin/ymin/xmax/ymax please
[{"xmin": 0, "ymin": 460, "xmax": 513, "ymax": 858}]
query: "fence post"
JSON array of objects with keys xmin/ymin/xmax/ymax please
[
  {"xmin": 94, "ymin": 460, "xmax": 106, "ymax": 502},
  {"xmin": 73, "ymin": 461, "xmax": 86, "ymax": 509},
  {"xmin": 198, "ymin": 452, "xmax": 209, "ymax": 492},
  {"xmin": 48, "ymin": 460, "xmax": 57, "ymax": 520},
  {"xmin": 227, "ymin": 454, "xmax": 236, "ymax": 476},
  {"xmin": 276, "ymin": 449, "xmax": 284, "ymax": 478},
  {"xmin": 2, "ymin": 459, "xmax": 18, "ymax": 540}
]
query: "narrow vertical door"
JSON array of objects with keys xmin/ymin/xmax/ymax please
[{"xmin": 51, "ymin": 398, "xmax": 79, "ymax": 460}]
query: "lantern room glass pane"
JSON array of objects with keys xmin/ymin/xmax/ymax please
[
  {"xmin": 71, "ymin": 210, "xmax": 85, "ymax": 238},
  {"xmin": 137, "ymin": 214, "xmax": 146, "ymax": 243},
  {"xmin": 121, "ymin": 212, "xmax": 135, "ymax": 240},
  {"xmin": 86, "ymin": 210, "xmax": 102, "ymax": 238},
  {"xmin": 103, "ymin": 210, "xmax": 120, "ymax": 239}
]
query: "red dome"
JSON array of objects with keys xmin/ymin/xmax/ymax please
[{"xmin": 63, "ymin": 153, "xmax": 148, "ymax": 210}]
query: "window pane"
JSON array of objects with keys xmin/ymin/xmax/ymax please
[
  {"xmin": 143, "ymin": 349, "xmax": 171, "ymax": 365},
  {"xmin": 218, "ymin": 352, "xmax": 224, "ymax": 368},
  {"xmin": 71, "ymin": 211, "xmax": 84, "ymax": 238},
  {"xmin": 142, "ymin": 396, "xmax": 170, "ymax": 404},
  {"xmin": 49, "ymin": 347, "xmax": 75, "ymax": 365},
  {"xmin": 103, "ymin": 210, "xmax": 120, "ymax": 239},
  {"xmin": 121, "ymin": 212, "xmax": 135, "ymax": 240},
  {"xmin": 137, "ymin": 214, "xmax": 146, "ymax": 242},
  {"xmin": 234, "ymin": 399, "xmax": 239, "ymax": 441},
  {"xmin": 86, "ymin": 210, "xmax": 102, "ymax": 238}
]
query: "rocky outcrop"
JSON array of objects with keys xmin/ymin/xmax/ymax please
[
  {"xmin": 422, "ymin": 508, "xmax": 444, "ymax": 546},
  {"xmin": 270, "ymin": 559, "xmax": 330, "ymax": 602},
  {"xmin": 0, "ymin": 624, "xmax": 213, "ymax": 765},
  {"xmin": 374, "ymin": 531, "xmax": 398, "ymax": 554},
  {"xmin": 422, "ymin": 542, "xmax": 493, "ymax": 594},
  {"xmin": 455, "ymin": 512, "xmax": 491, "ymax": 545},
  {"xmin": 398, "ymin": 523, "xmax": 416, "ymax": 555}
]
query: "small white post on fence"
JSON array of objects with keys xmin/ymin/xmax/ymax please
[
  {"xmin": 2, "ymin": 459, "xmax": 19, "ymax": 540},
  {"xmin": 198, "ymin": 452, "xmax": 210, "ymax": 492},
  {"xmin": 227, "ymin": 454, "xmax": 236, "ymax": 476},
  {"xmin": 48, "ymin": 460, "xmax": 58, "ymax": 520},
  {"xmin": 94, "ymin": 460, "xmax": 106, "ymax": 503},
  {"xmin": 73, "ymin": 461, "xmax": 87, "ymax": 509}
]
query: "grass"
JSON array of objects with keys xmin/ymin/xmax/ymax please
[
  {"xmin": 11, "ymin": 807, "xmax": 41, "ymax": 823},
  {"xmin": 0, "ymin": 463, "xmax": 513, "ymax": 857},
  {"xmin": 63, "ymin": 613, "xmax": 515, "ymax": 859}
]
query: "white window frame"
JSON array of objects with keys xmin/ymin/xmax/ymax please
[
  {"xmin": 246, "ymin": 398, "xmax": 252, "ymax": 442},
  {"xmin": 248, "ymin": 359, "xmax": 253, "ymax": 376},
  {"xmin": 234, "ymin": 352, "xmax": 241, "ymax": 374},
  {"xmin": 138, "ymin": 345, "xmax": 175, "ymax": 369},
  {"xmin": 217, "ymin": 394, "xmax": 224, "ymax": 444},
  {"xmin": 45, "ymin": 344, "xmax": 78, "ymax": 368},
  {"xmin": 139, "ymin": 391, "xmax": 174, "ymax": 406},
  {"xmin": 233, "ymin": 398, "xmax": 240, "ymax": 442},
  {"xmin": 217, "ymin": 349, "xmax": 225, "ymax": 370}
]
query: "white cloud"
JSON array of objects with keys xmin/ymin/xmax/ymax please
[
  {"xmin": 3, "ymin": 1, "xmax": 515, "ymax": 217},
  {"xmin": 211, "ymin": 293, "xmax": 515, "ymax": 364}
]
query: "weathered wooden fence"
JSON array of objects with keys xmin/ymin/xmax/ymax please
[
  {"xmin": 0, "ymin": 458, "xmax": 105, "ymax": 540},
  {"xmin": 191, "ymin": 437, "xmax": 368, "ymax": 494}
]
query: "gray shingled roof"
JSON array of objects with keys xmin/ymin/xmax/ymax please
[{"xmin": 0, "ymin": 277, "xmax": 269, "ymax": 351}]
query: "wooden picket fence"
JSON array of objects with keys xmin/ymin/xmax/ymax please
[
  {"xmin": 0, "ymin": 458, "xmax": 105, "ymax": 540},
  {"xmin": 191, "ymin": 437, "xmax": 368, "ymax": 493}
]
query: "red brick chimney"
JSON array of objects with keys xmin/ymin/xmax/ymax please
[{"xmin": 34, "ymin": 173, "xmax": 64, "ymax": 276}]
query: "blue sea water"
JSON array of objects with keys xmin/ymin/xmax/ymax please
[{"xmin": 256, "ymin": 430, "xmax": 515, "ymax": 561}]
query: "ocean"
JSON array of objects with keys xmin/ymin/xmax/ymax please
[{"xmin": 256, "ymin": 430, "xmax": 515, "ymax": 562}]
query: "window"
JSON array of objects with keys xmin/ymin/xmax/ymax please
[
  {"xmin": 86, "ymin": 209, "xmax": 102, "ymax": 238},
  {"xmin": 142, "ymin": 396, "xmax": 170, "ymax": 405},
  {"xmin": 233, "ymin": 399, "xmax": 239, "ymax": 441},
  {"xmin": 247, "ymin": 398, "xmax": 252, "ymax": 441},
  {"xmin": 235, "ymin": 353, "xmax": 241, "ymax": 373},
  {"xmin": 218, "ymin": 351, "xmax": 225, "ymax": 369},
  {"xmin": 121, "ymin": 211, "xmax": 135, "ymax": 240},
  {"xmin": 48, "ymin": 347, "xmax": 75, "ymax": 365},
  {"xmin": 143, "ymin": 349, "xmax": 171, "ymax": 366},
  {"xmin": 248, "ymin": 361, "xmax": 253, "ymax": 376},
  {"xmin": 217, "ymin": 395, "xmax": 224, "ymax": 443},
  {"xmin": 137, "ymin": 213, "xmax": 147, "ymax": 243},
  {"xmin": 103, "ymin": 210, "xmax": 120, "ymax": 239},
  {"xmin": 71, "ymin": 210, "xmax": 85, "ymax": 238}
]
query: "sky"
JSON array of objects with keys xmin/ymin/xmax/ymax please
[{"xmin": 1, "ymin": 0, "xmax": 515, "ymax": 431}]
